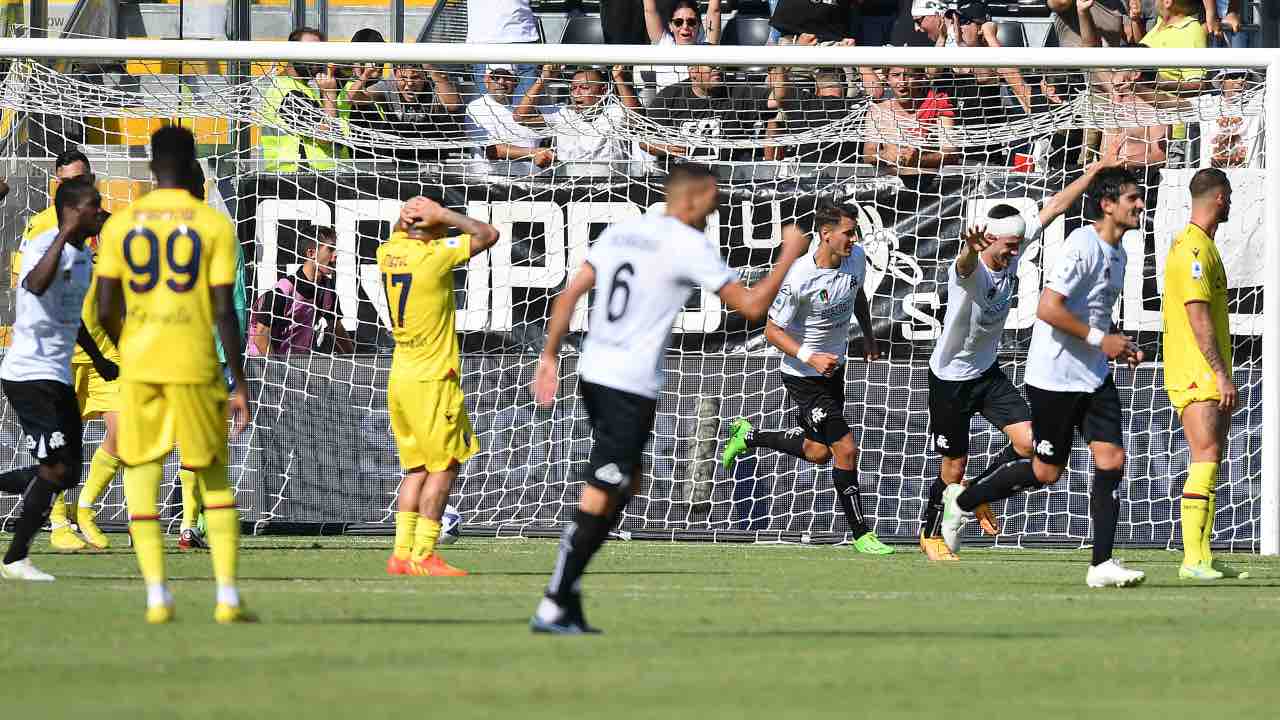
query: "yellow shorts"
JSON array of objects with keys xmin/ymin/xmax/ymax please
[
  {"xmin": 388, "ymin": 375, "xmax": 479, "ymax": 472},
  {"xmin": 1167, "ymin": 378, "xmax": 1221, "ymax": 416},
  {"xmin": 117, "ymin": 380, "xmax": 228, "ymax": 468},
  {"xmin": 73, "ymin": 362, "xmax": 119, "ymax": 419}
]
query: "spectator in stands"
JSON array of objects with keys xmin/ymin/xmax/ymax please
[
  {"xmin": 465, "ymin": 65, "xmax": 555, "ymax": 175},
  {"xmin": 514, "ymin": 65, "xmax": 642, "ymax": 172},
  {"xmin": 467, "ymin": 0, "xmax": 540, "ymax": 102},
  {"xmin": 352, "ymin": 64, "xmax": 464, "ymax": 164},
  {"xmin": 1134, "ymin": 0, "xmax": 1209, "ymax": 94},
  {"xmin": 1047, "ymin": 0, "xmax": 1141, "ymax": 47},
  {"xmin": 262, "ymin": 27, "xmax": 349, "ymax": 172},
  {"xmin": 248, "ymin": 226, "xmax": 352, "ymax": 356},
  {"xmin": 643, "ymin": 65, "xmax": 788, "ymax": 164},
  {"xmin": 1198, "ymin": 69, "xmax": 1262, "ymax": 167},
  {"xmin": 769, "ymin": 0, "xmax": 854, "ymax": 43},
  {"xmin": 639, "ymin": 0, "xmax": 722, "ymax": 95},
  {"xmin": 863, "ymin": 65, "xmax": 958, "ymax": 175},
  {"xmin": 602, "ymin": 0, "xmax": 665, "ymax": 44},
  {"xmin": 889, "ymin": 0, "xmax": 951, "ymax": 47},
  {"xmin": 945, "ymin": 1, "xmax": 1035, "ymax": 115},
  {"xmin": 1209, "ymin": 0, "xmax": 1246, "ymax": 48},
  {"xmin": 341, "ymin": 28, "xmax": 387, "ymax": 159},
  {"xmin": 767, "ymin": 67, "xmax": 863, "ymax": 164},
  {"xmin": 1099, "ymin": 69, "xmax": 1168, "ymax": 168}
]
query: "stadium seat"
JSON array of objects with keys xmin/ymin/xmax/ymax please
[
  {"xmin": 561, "ymin": 14, "xmax": 605, "ymax": 45},
  {"xmin": 995, "ymin": 21, "xmax": 1026, "ymax": 47},
  {"xmin": 723, "ymin": 16, "xmax": 773, "ymax": 46},
  {"xmin": 1043, "ymin": 24, "xmax": 1059, "ymax": 47}
]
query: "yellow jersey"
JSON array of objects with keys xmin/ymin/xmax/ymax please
[
  {"xmin": 1141, "ymin": 16, "xmax": 1207, "ymax": 82},
  {"xmin": 376, "ymin": 231, "xmax": 471, "ymax": 381},
  {"xmin": 1162, "ymin": 223, "xmax": 1230, "ymax": 391},
  {"xmin": 96, "ymin": 188, "xmax": 238, "ymax": 384}
]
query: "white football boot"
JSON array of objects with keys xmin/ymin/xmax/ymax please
[
  {"xmin": 939, "ymin": 484, "xmax": 973, "ymax": 554},
  {"xmin": 0, "ymin": 558, "xmax": 55, "ymax": 581},
  {"xmin": 1086, "ymin": 558, "xmax": 1145, "ymax": 588}
]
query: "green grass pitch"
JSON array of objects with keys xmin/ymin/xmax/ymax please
[{"xmin": 3, "ymin": 536, "xmax": 1279, "ymax": 719}]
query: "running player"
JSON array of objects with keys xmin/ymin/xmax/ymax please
[
  {"xmin": 97, "ymin": 126, "xmax": 252, "ymax": 622},
  {"xmin": 380, "ymin": 196, "xmax": 499, "ymax": 577},
  {"xmin": 0, "ymin": 177, "xmax": 108, "ymax": 579},
  {"xmin": 1161, "ymin": 168, "xmax": 1247, "ymax": 580},
  {"xmin": 720, "ymin": 203, "xmax": 892, "ymax": 555},
  {"xmin": 941, "ymin": 166, "xmax": 1146, "ymax": 588},
  {"xmin": 529, "ymin": 163, "xmax": 808, "ymax": 633},
  {"xmin": 918, "ymin": 161, "xmax": 1113, "ymax": 561}
]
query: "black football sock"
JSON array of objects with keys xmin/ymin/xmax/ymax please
[
  {"xmin": 4, "ymin": 476, "xmax": 57, "ymax": 564},
  {"xmin": 747, "ymin": 429, "xmax": 807, "ymax": 460},
  {"xmin": 833, "ymin": 467, "xmax": 872, "ymax": 539},
  {"xmin": 958, "ymin": 459, "xmax": 1039, "ymax": 512},
  {"xmin": 971, "ymin": 444, "xmax": 1024, "ymax": 486},
  {"xmin": 1090, "ymin": 468, "xmax": 1123, "ymax": 566},
  {"xmin": 0, "ymin": 465, "xmax": 37, "ymax": 494},
  {"xmin": 920, "ymin": 476, "xmax": 946, "ymax": 538},
  {"xmin": 609, "ymin": 491, "xmax": 633, "ymax": 531},
  {"xmin": 546, "ymin": 508, "xmax": 612, "ymax": 608}
]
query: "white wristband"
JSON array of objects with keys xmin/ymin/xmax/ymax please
[
  {"xmin": 1086, "ymin": 328, "xmax": 1105, "ymax": 347},
  {"xmin": 796, "ymin": 347, "xmax": 814, "ymax": 364}
]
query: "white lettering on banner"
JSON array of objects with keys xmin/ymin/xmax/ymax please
[
  {"xmin": 334, "ymin": 199, "xmax": 400, "ymax": 333},
  {"xmin": 255, "ymin": 198, "xmax": 332, "ymax": 294},
  {"xmin": 487, "ymin": 201, "xmax": 567, "ymax": 332},
  {"xmin": 902, "ymin": 292, "xmax": 942, "ymax": 340}
]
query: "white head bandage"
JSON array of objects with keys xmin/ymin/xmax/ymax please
[{"xmin": 985, "ymin": 214, "xmax": 1026, "ymax": 239}]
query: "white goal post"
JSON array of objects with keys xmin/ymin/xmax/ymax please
[{"xmin": 0, "ymin": 38, "xmax": 1274, "ymax": 553}]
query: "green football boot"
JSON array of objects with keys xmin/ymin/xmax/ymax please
[
  {"xmin": 1179, "ymin": 562, "xmax": 1224, "ymax": 580},
  {"xmin": 852, "ymin": 531, "xmax": 895, "ymax": 555},
  {"xmin": 721, "ymin": 418, "xmax": 753, "ymax": 470}
]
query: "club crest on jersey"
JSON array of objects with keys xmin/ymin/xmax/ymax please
[
  {"xmin": 1191, "ymin": 261, "xmax": 1203, "ymax": 280},
  {"xmin": 816, "ymin": 289, "xmax": 830, "ymax": 304}
]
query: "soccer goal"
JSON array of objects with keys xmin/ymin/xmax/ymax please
[{"xmin": 0, "ymin": 39, "xmax": 1274, "ymax": 553}]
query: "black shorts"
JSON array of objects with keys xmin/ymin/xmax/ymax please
[
  {"xmin": 781, "ymin": 364, "xmax": 852, "ymax": 446},
  {"xmin": 1026, "ymin": 375, "xmax": 1124, "ymax": 466},
  {"xmin": 579, "ymin": 380, "xmax": 657, "ymax": 492},
  {"xmin": 928, "ymin": 364, "xmax": 1031, "ymax": 459},
  {"xmin": 2, "ymin": 378, "xmax": 83, "ymax": 473}
]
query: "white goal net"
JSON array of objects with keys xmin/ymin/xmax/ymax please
[{"xmin": 0, "ymin": 40, "xmax": 1273, "ymax": 551}]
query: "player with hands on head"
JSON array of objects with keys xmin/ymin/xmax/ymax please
[
  {"xmin": 919, "ymin": 159, "xmax": 1116, "ymax": 561},
  {"xmin": 381, "ymin": 195, "xmax": 499, "ymax": 578},
  {"xmin": 529, "ymin": 163, "xmax": 807, "ymax": 634},
  {"xmin": 941, "ymin": 166, "xmax": 1146, "ymax": 588},
  {"xmin": 720, "ymin": 204, "xmax": 892, "ymax": 555}
]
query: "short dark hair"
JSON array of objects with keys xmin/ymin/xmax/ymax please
[
  {"xmin": 1189, "ymin": 167, "xmax": 1230, "ymax": 199},
  {"xmin": 665, "ymin": 162, "xmax": 717, "ymax": 192},
  {"xmin": 54, "ymin": 176, "xmax": 99, "ymax": 224},
  {"xmin": 814, "ymin": 203, "xmax": 858, "ymax": 234},
  {"xmin": 55, "ymin": 149, "xmax": 91, "ymax": 173},
  {"xmin": 670, "ymin": 0, "xmax": 702, "ymax": 20},
  {"xmin": 301, "ymin": 226, "xmax": 337, "ymax": 256},
  {"xmin": 572, "ymin": 67, "xmax": 607, "ymax": 83},
  {"xmin": 987, "ymin": 203, "xmax": 1022, "ymax": 221},
  {"xmin": 288, "ymin": 26, "xmax": 325, "ymax": 42},
  {"xmin": 351, "ymin": 28, "xmax": 384, "ymax": 43},
  {"xmin": 1086, "ymin": 167, "xmax": 1140, "ymax": 217},
  {"xmin": 184, "ymin": 160, "xmax": 206, "ymax": 200},
  {"xmin": 150, "ymin": 125, "xmax": 197, "ymax": 180}
]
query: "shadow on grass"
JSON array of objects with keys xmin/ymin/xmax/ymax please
[
  {"xmin": 476, "ymin": 570, "xmax": 730, "ymax": 577},
  {"xmin": 676, "ymin": 628, "xmax": 1062, "ymax": 640},
  {"xmin": 273, "ymin": 617, "xmax": 528, "ymax": 626}
]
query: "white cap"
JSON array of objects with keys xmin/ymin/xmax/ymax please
[
  {"xmin": 911, "ymin": 0, "xmax": 949, "ymax": 17},
  {"xmin": 487, "ymin": 64, "xmax": 516, "ymax": 75}
]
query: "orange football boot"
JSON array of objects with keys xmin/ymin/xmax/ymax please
[
  {"xmin": 974, "ymin": 502, "xmax": 1000, "ymax": 536},
  {"xmin": 386, "ymin": 553, "xmax": 412, "ymax": 576},
  {"xmin": 920, "ymin": 536, "xmax": 959, "ymax": 561},
  {"xmin": 409, "ymin": 553, "xmax": 469, "ymax": 577}
]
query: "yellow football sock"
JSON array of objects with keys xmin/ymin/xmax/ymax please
[
  {"xmin": 79, "ymin": 448, "xmax": 121, "ymax": 509},
  {"xmin": 394, "ymin": 511, "xmax": 419, "ymax": 560},
  {"xmin": 1202, "ymin": 485, "xmax": 1218, "ymax": 567},
  {"xmin": 178, "ymin": 468, "xmax": 201, "ymax": 531},
  {"xmin": 49, "ymin": 491, "xmax": 69, "ymax": 526},
  {"xmin": 197, "ymin": 460, "xmax": 239, "ymax": 589},
  {"xmin": 1180, "ymin": 462, "xmax": 1217, "ymax": 568},
  {"xmin": 124, "ymin": 461, "xmax": 166, "ymax": 585},
  {"xmin": 410, "ymin": 517, "xmax": 442, "ymax": 563}
]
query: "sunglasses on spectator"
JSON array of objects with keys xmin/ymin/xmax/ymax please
[{"xmin": 670, "ymin": 17, "xmax": 698, "ymax": 28}]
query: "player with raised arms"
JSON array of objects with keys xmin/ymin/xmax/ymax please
[
  {"xmin": 97, "ymin": 126, "xmax": 252, "ymax": 622},
  {"xmin": 380, "ymin": 196, "xmax": 499, "ymax": 577},
  {"xmin": 1162, "ymin": 168, "xmax": 1247, "ymax": 580},
  {"xmin": 530, "ymin": 163, "xmax": 808, "ymax": 634},
  {"xmin": 942, "ymin": 166, "xmax": 1146, "ymax": 588},
  {"xmin": 719, "ymin": 203, "xmax": 893, "ymax": 555},
  {"xmin": 0, "ymin": 177, "xmax": 110, "ymax": 579},
  {"xmin": 918, "ymin": 161, "xmax": 1115, "ymax": 561}
]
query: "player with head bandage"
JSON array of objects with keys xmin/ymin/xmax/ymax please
[{"xmin": 918, "ymin": 160, "xmax": 1117, "ymax": 561}]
